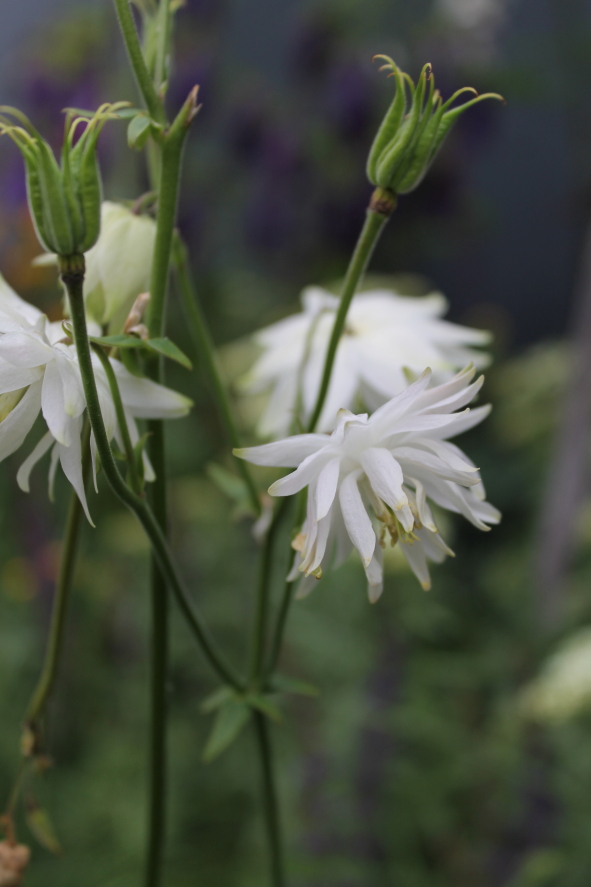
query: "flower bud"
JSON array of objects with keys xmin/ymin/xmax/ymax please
[
  {"xmin": 83, "ymin": 204, "xmax": 156, "ymax": 329},
  {"xmin": 0, "ymin": 103, "xmax": 128, "ymax": 256},
  {"xmin": 367, "ymin": 57, "xmax": 503, "ymax": 195},
  {"xmin": 0, "ymin": 841, "xmax": 30, "ymax": 887}
]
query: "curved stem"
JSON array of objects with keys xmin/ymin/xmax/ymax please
[
  {"xmin": 266, "ymin": 579, "xmax": 295, "ymax": 679},
  {"xmin": 172, "ymin": 234, "xmax": 261, "ymax": 517},
  {"xmin": 254, "ymin": 712, "xmax": 285, "ymax": 887},
  {"xmin": 112, "ymin": 0, "xmax": 165, "ymax": 125},
  {"xmin": 91, "ymin": 344, "xmax": 143, "ymax": 496},
  {"xmin": 25, "ymin": 421, "xmax": 91, "ymax": 727},
  {"xmin": 306, "ymin": 198, "xmax": 392, "ymax": 433},
  {"xmin": 61, "ymin": 260, "xmax": 243, "ymax": 692}
]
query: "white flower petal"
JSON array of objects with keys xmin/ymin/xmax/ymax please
[
  {"xmin": 17, "ymin": 431, "xmax": 54, "ymax": 492},
  {"xmin": 111, "ymin": 360, "xmax": 192, "ymax": 419},
  {"xmin": 41, "ymin": 359, "xmax": 71, "ymax": 446},
  {"xmin": 360, "ymin": 447, "xmax": 407, "ymax": 511},
  {"xmin": 0, "ymin": 380, "xmax": 42, "ymax": 461},
  {"xmin": 0, "ymin": 361, "xmax": 43, "ymax": 394},
  {"xmin": 269, "ymin": 451, "xmax": 331, "ymax": 497},
  {"xmin": 365, "ymin": 544, "xmax": 384, "ymax": 603},
  {"xmin": 236, "ymin": 434, "xmax": 329, "ymax": 468},
  {"xmin": 339, "ymin": 469, "xmax": 376, "ymax": 566},
  {"xmin": 400, "ymin": 537, "xmax": 432, "ymax": 590},
  {"xmin": 0, "ymin": 331, "xmax": 54, "ymax": 367},
  {"xmin": 58, "ymin": 420, "xmax": 94, "ymax": 526},
  {"xmin": 315, "ymin": 456, "xmax": 341, "ymax": 520}
]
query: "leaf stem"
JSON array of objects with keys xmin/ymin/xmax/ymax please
[
  {"xmin": 253, "ymin": 712, "xmax": 285, "ymax": 887},
  {"xmin": 61, "ymin": 258, "xmax": 244, "ymax": 693},
  {"xmin": 25, "ymin": 421, "xmax": 91, "ymax": 727},
  {"xmin": 112, "ymin": 0, "xmax": 165, "ymax": 124},
  {"xmin": 172, "ymin": 234, "xmax": 261, "ymax": 517}
]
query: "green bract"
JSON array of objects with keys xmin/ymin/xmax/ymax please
[
  {"xmin": 0, "ymin": 103, "xmax": 129, "ymax": 256},
  {"xmin": 367, "ymin": 56, "xmax": 503, "ymax": 195}
]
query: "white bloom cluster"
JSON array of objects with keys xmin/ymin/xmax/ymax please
[
  {"xmin": 237, "ymin": 366, "xmax": 499, "ymax": 598},
  {"xmin": 0, "ymin": 276, "xmax": 191, "ymax": 523},
  {"xmin": 240, "ymin": 286, "xmax": 491, "ymax": 438}
]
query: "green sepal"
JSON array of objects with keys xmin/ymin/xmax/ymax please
[
  {"xmin": 366, "ymin": 59, "xmax": 407, "ymax": 184},
  {"xmin": 202, "ymin": 698, "xmax": 251, "ymax": 762},
  {"xmin": 375, "ymin": 62, "xmax": 430, "ymax": 190}
]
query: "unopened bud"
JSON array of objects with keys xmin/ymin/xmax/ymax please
[
  {"xmin": 367, "ymin": 57, "xmax": 503, "ymax": 195},
  {"xmin": 80, "ymin": 204, "xmax": 155, "ymax": 330},
  {"xmin": 0, "ymin": 841, "xmax": 30, "ymax": 887},
  {"xmin": 124, "ymin": 292, "xmax": 151, "ymax": 334},
  {"xmin": 0, "ymin": 103, "xmax": 128, "ymax": 256}
]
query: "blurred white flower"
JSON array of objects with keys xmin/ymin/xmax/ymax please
[
  {"xmin": 520, "ymin": 628, "xmax": 591, "ymax": 723},
  {"xmin": 36, "ymin": 201, "xmax": 156, "ymax": 331},
  {"xmin": 236, "ymin": 366, "xmax": 499, "ymax": 599},
  {"xmin": 0, "ymin": 276, "xmax": 191, "ymax": 523},
  {"xmin": 239, "ymin": 286, "xmax": 491, "ymax": 438}
]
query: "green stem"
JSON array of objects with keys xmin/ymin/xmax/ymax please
[
  {"xmin": 112, "ymin": 0, "xmax": 165, "ymax": 124},
  {"xmin": 61, "ymin": 259, "xmax": 243, "ymax": 692},
  {"xmin": 266, "ymin": 579, "xmax": 295, "ymax": 679},
  {"xmin": 172, "ymin": 234, "xmax": 261, "ymax": 517},
  {"xmin": 306, "ymin": 193, "xmax": 394, "ymax": 433},
  {"xmin": 153, "ymin": 0, "xmax": 173, "ymax": 97},
  {"xmin": 25, "ymin": 421, "xmax": 91, "ymax": 726},
  {"xmin": 142, "ymin": 83, "xmax": 194, "ymax": 887},
  {"xmin": 254, "ymin": 713, "xmax": 285, "ymax": 887},
  {"xmin": 91, "ymin": 344, "xmax": 143, "ymax": 496}
]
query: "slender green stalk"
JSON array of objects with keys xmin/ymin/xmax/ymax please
[
  {"xmin": 248, "ymin": 512, "xmax": 281, "ymax": 685},
  {"xmin": 112, "ymin": 0, "xmax": 165, "ymax": 124},
  {"xmin": 142, "ymin": 82, "xmax": 194, "ymax": 887},
  {"xmin": 266, "ymin": 578, "xmax": 295, "ymax": 678},
  {"xmin": 254, "ymin": 713, "xmax": 285, "ymax": 887},
  {"xmin": 306, "ymin": 192, "xmax": 394, "ymax": 433},
  {"xmin": 172, "ymin": 235, "xmax": 261, "ymax": 517},
  {"xmin": 25, "ymin": 421, "xmax": 92, "ymax": 727},
  {"xmin": 91, "ymin": 344, "xmax": 143, "ymax": 496},
  {"xmin": 61, "ymin": 258, "xmax": 243, "ymax": 692}
]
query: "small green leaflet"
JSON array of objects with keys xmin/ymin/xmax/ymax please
[
  {"xmin": 25, "ymin": 800, "xmax": 63, "ymax": 856},
  {"xmin": 271, "ymin": 675, "xmax": 320, "ymax": 697},
  {"xmin": 128, "ymin": 114, "xmax": 153, "ymax": 150},
  {"xmin": 89, "ymin": 333, "xmax": 192, "ymax": 370},
  {"xmin": 202, "ymin": 699, "xmax": 250, "ymax": 763}
]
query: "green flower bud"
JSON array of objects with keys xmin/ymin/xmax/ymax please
[
  {"xmin": 367, "ymin": 57, "xmax": 503, "ymax": 195},
  {"xmin": 0, "ymin": 102, "xmax": 129, "ymax": 256}
]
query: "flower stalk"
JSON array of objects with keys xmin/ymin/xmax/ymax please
[{"xmin": 112, "ymin": 0, "xmax": 165, "ymax": 125}]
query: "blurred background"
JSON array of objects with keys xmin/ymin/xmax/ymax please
[{"xmin": 2, "ymin": 0, "xmax": 591, "ymax": 885}]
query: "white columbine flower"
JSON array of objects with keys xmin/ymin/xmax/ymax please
[
  {"xmin": 520, "ymin": 627, "xmax": 591, "ymax": 723},
  {"xmin": 36, "ymin": 201, "xmax": 156, "ymax": 331},
  {"xmin": 0, "ymin": 276, "xmax": 191, "ymax": 523},
  {"xmin": 239, "ymin": 286, "xmax": 491, "ymax": 438},
  {"xmin": 236, "ymin": 366, "xmax": 500, "ymax": 599}
]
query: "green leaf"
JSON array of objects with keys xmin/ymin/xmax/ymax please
[
  {"xmin": 120, "ymin": 345, "xmax": 144, "ymax": 378},
  {"xmin": 145, "ymin": 337, "xmax": 192, "ymax": 369},
  {"xmin": 206, "ymin": 463, "xmax": 249, "ymax": 503},
  {"xmin": 202, "ymin": 699, "xmax": 250, "ymax": 762},
  {"xmin": 272, "ymin": 675, "xmax": 320, "ymax": 697},
  {"xmin": 127, "ymin": 114, "xmax": 152, "ymax": 150},
  {"xmin": 25, "ymin": 801, "xmax": 63, "ymax": 856},
  {"xmin": 245, "ymin": 693, "xmax": 283, "ymax": 723},
  {"xmin": 90, "ymin": 333, "xmax": 147, "ymax": 349},
  {"xmin": 200, "ymin": 685, "xmax": 235, "ymax": 713}
]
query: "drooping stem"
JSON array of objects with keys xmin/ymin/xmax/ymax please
[
  {"xmin": 61, "ymin": 257, "xmax": 243, "ymax": 692},
  {"xmin": 306, "ymin": 188, "xmax": 395, "ymax": 433},
  {"xmin": 112, "ymin": 0, "xmax": 165, "ymax": 124},
  {"xmin": 91, "ymin": 344, "xmax": 143, "ymax": 496},
  {"xmin": 172, "ymin": 234, "xmax": 261, "ymax": 517},
  {"xmin": 254, "ymin": 712, "xmax": 285, "ymax": 887},
  {"xmin": 25, "ymin": 421, "xmax": 92, "ymax": 728}
]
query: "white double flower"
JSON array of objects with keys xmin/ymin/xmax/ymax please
[
  {"xmin": 0, "ymin": 277, "xmax": 191, "ymax": 523},
  {"xmin": 240, "ymin": 286, "xmax": 491, "ymax": 438},
  {"xmin": 236, "ymin": 366, "xmax": 500, "ymax": 599}
]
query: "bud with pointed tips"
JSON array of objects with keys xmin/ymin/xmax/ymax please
[
  {"xmin": 367, "ymin": 56, "xmax": 503, "ymax": 195},
  {"xmin": 0, "ymin": 102, "xmax": 129, "ymax": 256}
]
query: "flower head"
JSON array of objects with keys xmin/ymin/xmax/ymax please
[
  {"xmin": 0, "ymin": 276, "xmax": 192, "ymax": 523},
  {"xmin": 236, "ymin": 366, "xmax": 500, "ymax": 599},
  {"xmin": 240, "ymin": 286, "xmax": 491, "ymax": 438},
  {"xmin": 366, "ymin": 57, "xmax": 503, "ymax": 194}
]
